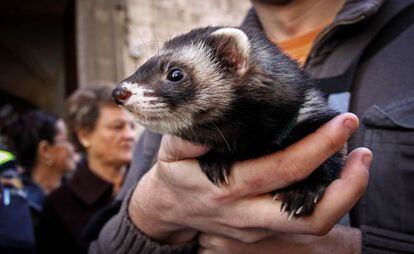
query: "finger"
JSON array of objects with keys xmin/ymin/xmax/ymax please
[
  {"xmin": 226, "ymin": 113, "xmax": 359, "ymax": 196},
  {"xmin": 201, "ymin": 226, "xmax": 275, "ymax": 244},
  {"xmin": 199, "ymin": 234, "xmax": 221, "ymax": 250},
  {"xmin": 307, "ymin": 147, "xmax": 371, "ymax": 234},
  {"xmin": 158, "ymin": 134, "xmax": 210, "ymax": 162},
  {"xmin": 199, "ymin": 234, "xmax": 238, "ymax": 254},
  {"xmin": 198, "ymin": 247, "xmax": 219, "ymax": 254},
  {"xmin": 236, "ymin": 147, "xmax": 371, "ymax": 234}
]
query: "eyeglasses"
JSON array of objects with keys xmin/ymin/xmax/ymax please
[{"xmin": 54, "ymin": 139, "xmax": 73, "ymax": 147}]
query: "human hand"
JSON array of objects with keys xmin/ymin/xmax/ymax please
[
  {"xmin": 128, "ymin": 113, "xmax": 371, "ymax": 244},
  {"xmin": 198, "ymin": 225, "xmax": 361, "ymax": 254}
]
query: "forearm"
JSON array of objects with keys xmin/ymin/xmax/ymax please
[
  {"xmin": 89, "ymin": 189, "xmax": 197, "ymax": 254},
  {"xmin": 127, "ymin": 167, "xmax": 199, "ymax": 245}
]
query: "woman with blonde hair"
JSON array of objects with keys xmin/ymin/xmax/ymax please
[{"xmin": 38, "ymin": 85, "xmax": 136, "ymax": 254}]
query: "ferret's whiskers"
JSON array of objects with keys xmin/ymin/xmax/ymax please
[
  {"xmin": 210, "ymin": 122, "xmax": 232, "ymax": 153},
  {"xmin": 129, "ymin": 24, "xmax": 149, "ymax": 62},
  {"xmin": 168, "ymin": 108, "xmax": 192, "ymax": 131},
  {"xmin": 154, "ymin": 33, "xmax": 161, "ymax": 55},
  {"xmin": 143, "ymin": 127, "xmax": 149, "ymax": 153},
  {"xmin": 173, "ymin": 96, "xmax": 233, "ymax": 154}
]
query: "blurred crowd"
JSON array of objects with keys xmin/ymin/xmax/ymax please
[{"xmin": 0, "ymin": 85, "xmax": 137, "ymax": 253}]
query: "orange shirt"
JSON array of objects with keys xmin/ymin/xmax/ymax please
[{"xmin": 276, "ymin": 21, "xmax": 331, "ymax": 66}]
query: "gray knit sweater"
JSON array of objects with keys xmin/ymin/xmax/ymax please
[{"xmin": 88, "ymin": 188, "xmax": 197, "ymax": 254}]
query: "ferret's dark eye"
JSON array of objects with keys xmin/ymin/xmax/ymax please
[{"xmin": 167, "ymin": 68, "xmax": 184, "ymax": 82}]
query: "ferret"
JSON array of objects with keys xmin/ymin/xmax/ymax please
[{"xmin": 112, "ymin": 27, "xmax": 344, "ymax": 218}]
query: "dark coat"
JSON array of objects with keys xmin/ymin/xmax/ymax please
[
  {"xmin": 0, "ymin": 147, "xmax": 35, "ymax": 253},
  {"xmin": 37, "ymin": 160, "xmax": 114, "ymax": 254},
  {"xmin": 243, "ymin": 0, "xmax": 414, "ymax": 252}
]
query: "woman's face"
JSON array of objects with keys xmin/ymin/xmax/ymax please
[
  {"xmin": 84, "ymin": 105, "xmax": 136, "ymax": 167},
  {"xmin": 49, "ymin": 119, "xmax": 77, "ymax": 173}
]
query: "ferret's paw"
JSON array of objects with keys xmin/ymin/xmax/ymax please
[
  {"xmin": 202, "ymin": 163, "xmax": 230, "ymax": 186},
  {"xmin": 198, "ymin": 152, "xmax": 232, "ymax": 186},
  {"xmin": 273, "ymin": 184, "xmax": 326, "ymax": 219}
]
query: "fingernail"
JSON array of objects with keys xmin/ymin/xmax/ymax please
[
  {"xmin": 362, "ymin": 153, "xmax": 372, "ymax": 168},
  {"xmin": 344, "ymin": 119, "xmax": 357, "ymax": 134}
]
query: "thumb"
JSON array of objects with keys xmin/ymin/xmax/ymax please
[{"xmin": 158, "ymin": 135, "xmax": 210, "ymax": 162}]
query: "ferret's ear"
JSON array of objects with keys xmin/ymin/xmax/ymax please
[{"xmin": 209, "ymin": 28, "xmax": 250, "ymax": 76}]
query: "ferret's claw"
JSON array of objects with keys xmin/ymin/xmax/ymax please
[
  {"xmin": 296, "ymin": 206, "xmax": 304, "ymax": 215},
  {"xmin": 280, "ymin": 202, "xmax": 287, "ymax": 213},
  {"xmin": 314, "ymin": 194, "xmax": 320, "ymax": 204},
  {"xmin": 288, "ymin": 210, "xmax": 295, "ymax": 221},
  {"xmin": 222, "ymin": 170, "xmax": 229, "ymax": 185},
  {"xmin": 272, "ymin": 193, "xmax": 280, "ymax": 202}
]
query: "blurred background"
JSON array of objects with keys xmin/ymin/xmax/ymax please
[{"xmin": 0, "ymin": 0, "xmax": 251, "ymax": 116}]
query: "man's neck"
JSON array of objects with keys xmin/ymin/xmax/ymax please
[{"xmin": 252, "ymin": 0, "xmax": 346, "ymax": 42}]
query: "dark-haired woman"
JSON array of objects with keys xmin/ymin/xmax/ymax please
[{"xmin": 6, "ymin": 111, "xmax": 77, "ymax": 233}]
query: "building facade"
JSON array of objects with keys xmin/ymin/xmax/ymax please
[{"xmin": 0, "ymin": 0, "xmax": 250, "ymax": 118}]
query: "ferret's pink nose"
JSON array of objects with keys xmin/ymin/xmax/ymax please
[{"xmin": 112, "ymin": 86, "xmax": 132, "ymax": 105}]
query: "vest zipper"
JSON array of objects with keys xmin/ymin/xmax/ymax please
[{"xmin": 306, "ymin": 14, "xmax": 367, "ymax": 66}]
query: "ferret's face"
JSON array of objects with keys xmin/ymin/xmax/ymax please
[
  {"xmin": 113, "ymin": 44, "xmax": 233, "ymax": 134},
  {"xmin": 113, "ymin": 27, "xmax": 250, "ymax": 134}
]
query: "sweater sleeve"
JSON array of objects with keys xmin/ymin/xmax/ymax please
[
  {"xmin": 361, "ymin": 225, "xmax": 414, "ymax": 254},
  {"xmin": 88, "ymin": 190, "xmax": 197, "ymax": 254}
]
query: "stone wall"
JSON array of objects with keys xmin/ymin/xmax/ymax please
[
  {"xmin": 0, "ymin": 1, "xmax": 68, "ymax": 114},
  {"xmin": 0, "ymin": 0, "xmax": 251, "ymax": 117},
  {"xmin": 124, "ymin": 0, "xmax": 252, "ymax": 76}
]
